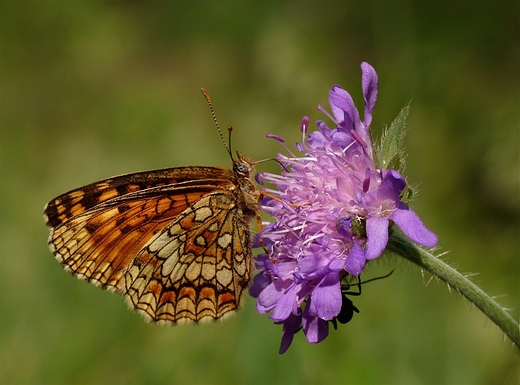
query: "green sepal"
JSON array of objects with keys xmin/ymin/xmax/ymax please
[{"xmin": 374, "ymin": 104, "xmax": 409, "ymax": 174}]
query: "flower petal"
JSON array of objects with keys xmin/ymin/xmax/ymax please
[
  {"xmin": 302, "ymin": 299, "xmax": 329, "ymax": 343},
  {"xmin": 391, "ymin": 202, "xmax": 438, "ymax": 247},
  {"xmin": 279, "ymin": 313, "xmax": 301, "ymax": 354},
  {"xmin": 272, "ymin": 284, "xmax": 300, "ymax": 321},
  {"xmin": 249, "ymin": 270, "xmax": 270, "ymax": 298},
  {"xmin": 256, "ymin": 280, "xmax": 288, "ymax": 313},
  {"xmin": 329, "ymin": 86, "xmax": 359, "ymax": 132},
  {"xmin": 365, "ymin": 216, "xmax": 390, "ymax": 260},
  {"xmin": 361, "ymin": 62, "xmax": 378, "ymax": 127},
  {"xmin": 313, "ymin": 273, "xmax": 342, "ymax": 320},
  {"xmin": 378, "ymin": 169, "xmax": 406, "ymax": 201},
  {"xmin": 345, "ymin": 243, "xmax": 366, "ymax": 276}
]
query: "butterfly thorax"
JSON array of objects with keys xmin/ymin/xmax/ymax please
[{"xmin": 233, "ymin": 151, "xmax": 260, "ymax": 220}]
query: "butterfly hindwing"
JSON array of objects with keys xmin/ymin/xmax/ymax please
[{"xmin": 125, "ymin": 192, "xmax": 253, "ymax": 323}]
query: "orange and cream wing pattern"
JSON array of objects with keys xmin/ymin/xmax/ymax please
[
  {"xmin": 125, "ymin": 192, "xmax": 253, "ymax": 324},
  {"xmin": 43, "ymin": 164, "xmax": 256, "ymax": 323}
]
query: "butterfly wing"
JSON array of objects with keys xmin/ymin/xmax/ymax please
[
  {"xmin": 125, "ymin": 192, "xmax": 253, "ymax": 324},
  {"xmin": 43, "ymin": 167, "xmax": 233, "ymax": 293}
]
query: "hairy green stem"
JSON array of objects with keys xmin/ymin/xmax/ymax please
[{"xmin": 387, "ymin": 231, "xmax": 520, "ymax": 348}]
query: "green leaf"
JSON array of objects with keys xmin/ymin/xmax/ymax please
[{"xmin": 375, "ymin": 104, "xmax": 409, "ymax": 173}]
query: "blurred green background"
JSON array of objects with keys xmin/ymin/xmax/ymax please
[{"xmin": 1, "ymin": 1, "xmax": 518, "ymax": 384}]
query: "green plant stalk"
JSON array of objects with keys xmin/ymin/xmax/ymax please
[{"xmin": 387, "ymin": 230, "xmax": 520, "ymax": 348}]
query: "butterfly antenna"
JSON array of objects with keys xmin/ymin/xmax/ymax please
[
  {"xmin": 227, "ymin": 125, "xmax": 234, "ymax": 158},
  {"xmin": 253, "ymin": 157, "xmax": 290, "ymax": 173},
  {"xmin": 201, "ymin": 88, "xmax": 233, "ymax": 159}
]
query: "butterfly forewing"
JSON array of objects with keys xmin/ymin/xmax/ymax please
[{"xmin": 44, "ymin": 160, "xmax": 259, "ymax": 323}]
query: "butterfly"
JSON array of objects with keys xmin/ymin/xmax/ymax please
[{"xmin": 43, "ymin": 89, "xmax": 261, "ymax": 324}]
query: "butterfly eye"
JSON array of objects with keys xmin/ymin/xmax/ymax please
[{"xmin": 234, "ymin": 163, "xmax": 249, "ymax": 176}]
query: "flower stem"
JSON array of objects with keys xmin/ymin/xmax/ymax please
[{"xmin": 387, "ymin": 231, "xmax": 520, "ymax": 348}]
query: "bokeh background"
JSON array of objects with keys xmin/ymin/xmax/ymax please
[{"xmin": 1, "ymin": 1, "xmax": 518, "ymax": 384}]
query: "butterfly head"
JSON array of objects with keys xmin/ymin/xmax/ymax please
[{"xmin": 234, "ymin": 151, "xmax": 256, "ymax": 176}]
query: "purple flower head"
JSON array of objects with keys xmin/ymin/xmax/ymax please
[{"xmin": 252, "ymin": 62, "xmax": 438, "ymax": 354}]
